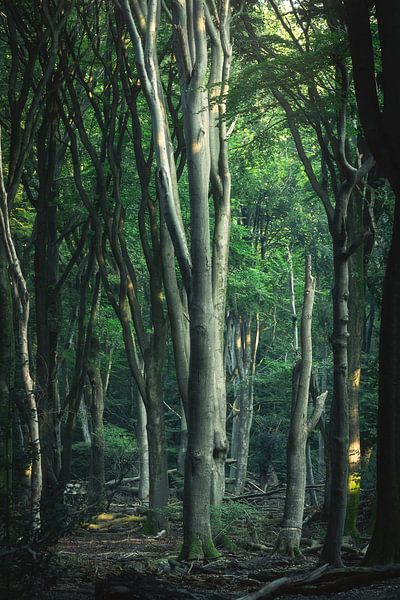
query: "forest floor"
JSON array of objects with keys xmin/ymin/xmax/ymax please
[{"xmin": 2, "ymin": 487, "xmax": 400, "ymax": 600}]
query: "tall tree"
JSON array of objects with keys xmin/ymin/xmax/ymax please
[
  {"xmin": 0, "ymin": 0, "xmax": 70, "ymax": 535},
  {"xmin": 345, "ymin": 0, "xmax": 400, "ymax": 564},
  {"xmin": 275, "ymin": 256, "xmax": 326, "ymax": 556},
  {"xmin": 59, "ymin": 5, "xmax": 171, "ymax": 531},
  {"xmin": 117, "ymin": 0, "xmax": 232, "ymax": 558},
  {"xmin": 240, "ymin": 5, "xmax": 374, "ymax": 564},
  {"xmin": 227, "ymin": 312, "xmax": 260, "ymax": 495}
]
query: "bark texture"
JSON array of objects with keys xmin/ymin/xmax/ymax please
[
  {"xmin": 345, "ymin": 0, "xmax": 400, "ymax": 564},
  {"xmin": 87, "ymin": 336, "xmax": 106, "ymax": 510},
  {"xmin": 365, "ymin": 201, "xmax": 400, "ymax": 563},
  {"xmin": 275, "ymin": 256, "xmax": 316, "ymax": 556},
  {"xmin": 228, "ymin": 314, "xmax": 259, "ymax": 495},
  {"xmin": 0, "ymin": 237, "xmax": 14, "ymax": 541},
  {"xmin": 344, "ymin": 190, "xmax": 364, "ymax": 537},
  {"xmin": 117, "ymin": 0, "xmax": 232, "ymax": 559}
]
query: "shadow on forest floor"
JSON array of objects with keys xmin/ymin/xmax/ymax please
[{"xmin": 1, "ymin": 489, "xmax": 400, "ymax": 600}]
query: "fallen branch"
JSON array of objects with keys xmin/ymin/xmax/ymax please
[
  {"xmin": 239, "ymin": 541, "xmax": 273, "ymax": 552},
  {"xmin": 237, "ymin": 563, "xmax": 400, "ymax": 600},
  {"xmin": 82, "ymin": 514, "xmax": 145, "ymax": 530},
  {"xmin": 105, "ymin": 469, "xmax": 178, "ymax": 488},
  {"xmin": 225, "ymin": 484, "xmax": 286, "ymax": 501},
  {"xmin": 226, "ymin": 483, "xmax": 323, "ymax": 502},
  {"xmin": 302, "ymin": 542, "xmax": 363, "ymax": 556}
]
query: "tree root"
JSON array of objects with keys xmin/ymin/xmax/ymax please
[{"xmin": 237, "ymin": 563, "xmax": 400, "ymax": 600}]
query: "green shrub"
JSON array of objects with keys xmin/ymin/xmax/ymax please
[
  {"xmin": 211, "ymin": 500, "xmax": 266, "ymax": 546},
  {"xmin": 71, "ymin": 424, "xmax": 137, "ymax": 481}
]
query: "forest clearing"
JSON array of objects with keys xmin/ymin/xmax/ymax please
[{"xmin": 1, "ymin": 0, "xmax": 400, "ymax": 598}]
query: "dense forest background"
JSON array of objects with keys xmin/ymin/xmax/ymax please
[{"xmin": 1, "ymin": 1, "xmax": 400, "ymax": 598}]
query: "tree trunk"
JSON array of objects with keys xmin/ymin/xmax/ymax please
[
  {"xmin": 344, "ymin": 190, "xmax": 364, "ymax": 537},
  {"xmin": 363, "ymin": 297, "xmax": 375, "ymax": 354},
  {"xmin": 87, "ymin": 336, "xmax": 106, "ymax": 510},
  {"xmin": 131, "ymin": 377, "xmax": 149, "ymax": 502},
  {"xmin": 178, "ymin": 25, "xmax": 219, "ymax": 554},
  {"xmin": 117, "ymin": 0, "xmax": 231, "ymax": 559},
  {"xmin": 306, "ymin": 439, "xmax": 319, "ymax": 508},
  {"xmin": 79, "ymin": 400, "xmax": 92, "ymax": 445},
  {"xmin": 365, "ymin": 200, "xmax": 400, "ymax": 564},
  {"xmin": 229, "ymin": 314, "xmax": 259, "ymax": 496},
  {"xmin": 35, "ymin": 87, "xmax": 62, "ymax": 512},
  {"xmin": 145, "ymin": 360, "xmax": 169, "ymax": 533},
  {"xmin": 60, "ymin": 251, "xmax": 98, "ymax": 487},
  {"xmin": 0, "ymin": 236, "xmax": 14, "ymax": 542},
  {"xmin": 275, "ymin": 256, "xmax": 316, "ymax": 556},
  {"xmin": 178, "ymin": 401, "xmax": 188, "ymax": 477},
  {"xmin": 0, "ymin": 140, "xmax": 42, "ymax": 535},
  {"xmin": 288, "ymin": 247, "xmax": 299, "ymax": 353},
  {"xmin": 322, "ymin": 235, "xmax": 350, "ymax": 566}
]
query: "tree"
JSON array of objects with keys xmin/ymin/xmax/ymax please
[
  {"xmin": 117, "ymin": 0, "xmax": 232, "ymax": 558},
  {"xmin": 275, "ymin": 255, "xmax": 326, "ymax": 556},
  {"xmin": 227, "ymin": 312, "xmax": 260, "ymax": 495},
  {"xmin": 240, "ymin": 5, "xmax": 374, "ymax": 564},
  {"xmin": 345, "ymin": 0, "xmax": 400, "ymax": 564},
  {"xmin": 59, "ymin": 6, "xmax": 171, "ymax": 531},
  {"xmin": 0, "ymin": 0, "xmax": 70, "ymax": 535}
]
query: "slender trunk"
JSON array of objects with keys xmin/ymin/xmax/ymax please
[
  {"xmin": 178, "ymin": 401, "xmax": 188, "ymax": 476},
  {"xmin": 0, "ymin": 237, "xmax": 14, "ymax": 542},
  {"xmin": 60, "ymin": 252, "xmax": 98, "ymax": 486},
  {"xmin": 211, "ymin": 337, "xmax": 228, "ymax": 506},
  {"xmin": 101, "ymin": 343, "xmax": 114, "ymax": 397},
  {"xmin": 87, "ymin": 336, "xmax": 105, "ymax": 510},
  {"xmin": 180, "ymin": 69, "xmax": 218, "ymax": 555},
  {"xmin": 137, "ymin": 396, "xmax": 150, "ymax": 503},
  {"xmin": 79, "ymin": 400, "xmax": 91, "ymax": 445},
  {"xmin": 345, "ymin": 191, "xmax": 364, "ymax": 537},
  {"xmin": 230, "ymin": 395, "xmax": 239, "ymax": 482},
  {"xmin": 145, "ymin": 360, "xmax": 169, "ymax": 532},
  {"xmin": 306, "ymin": 439, "xmax": 319, "ymax": 508},
  {"xmin": 0, "ymin": 142, "xmax": 42, "ymax": 535},
  {"xmin": 232, "ymin": 382, "xmax": 253, "ymax": 495},
  {"xmin": 275, "ymin": 256, "xmax": 316, "ymax": 556},
  {"xmin": 317, "ymin": 363, "xmax": 327, "ymax": 483},
  {"xmin": 288, "ymin": 247, "xmax": 299, "ymax": 353},
  {"xmin": 363, "ymin": 297, "xmax": 375, "ymax": 354},
  {"xmin": 317, "ymin": 362, "xmax": 330, "ymax": 514},
  {"xmin": 130, "ymin": 375, "xmax": 149, "ymax": 502},
  {"xmin": 318, "ymin": 411, "xmax": 325, "ymax": 481},
  {"xmin": 322, "ymin": 239, "xmax": 350, "ymax": 566},
  {"xmin": 229, "ymin": 315, "xmax": 259, "ymax": 495},
  {"xmin": 35, "ymin": 85, "xmax": 64, "ymax": 515}
]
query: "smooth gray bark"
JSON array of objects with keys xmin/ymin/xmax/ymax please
[{"xmin": 275, "ymin": 256, "xmax": 316, "ymax": 556}]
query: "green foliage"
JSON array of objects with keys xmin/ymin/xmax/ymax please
[
  {"xmin": 71, "ymin": 424, "xmax": 137, "ymax": 481},
  {"xmin": 211, "ymin": 501, "xmax": 267, "ymax": 546}
]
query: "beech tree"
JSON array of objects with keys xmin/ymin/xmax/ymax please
[
  {"xmin": 275, "ymin": 255, "xmax": 327, "ymax": 556},
  {"xmin": 345, "ymin": 0, "xmax": 400, "ymax": 564},
  {"xmin": 116, "ymin": 0, "xmax": 232, "ymax": 558},
  {"xmin": 58, "ymin": 9, "xmax": 171, "ymax": 531},
  {"xmin": 240, "ymin": 4, "xmax": 374, "ymax": 564},
  {"xmin": 226, "ymin": 312, "xmax": 260, "ymax": 495},
  {"xmin": 0, "ymin": 0, "xmax": 70, "ymax": 535}
]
